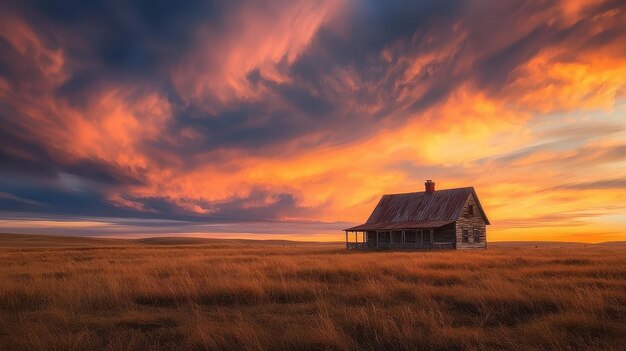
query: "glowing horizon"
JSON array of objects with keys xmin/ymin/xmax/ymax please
[{"xmin": 0, "ymin": 1, "xmax": 625, "ymax": 242}]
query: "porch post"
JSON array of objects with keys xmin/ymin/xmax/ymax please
[
  {"xmin": 376, "ymin": 231, "xmax": 379, "ymax": 249},
  {"xmin": 390, "ymin": 230, "xmax": 393, "ymax": 247},
  {"xmin": 430, "ymin": 229, "xmax": 434, "ymax": 247},
  {"xmin": 345, "ymin": 231, "xmax": 348, "ymax": 249}
]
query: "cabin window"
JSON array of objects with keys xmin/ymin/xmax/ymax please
[
  {"xmin": 462, "ymin": 228, "xmax": 469, "ymax": 243},
  {"xmin": 474, "ymin": 227, "xmax": 481, "ymax": 243},
  {"xmin": 468, "ymin": 204, "xmax": 474, "ymax": 215}
]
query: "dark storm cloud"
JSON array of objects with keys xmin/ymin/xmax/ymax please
[
  {"xmin": 13, "ymin": 0, "xmax": 218, "ymax": 75},
  {"xmin": 175, "ymin": 102, "xmax": 299, "ymax": 150},
  {"xmin": 0, "ymin": 172, "xmax": 313, "ymax": 223},
  {"xmin": 289, "ymin": 0, "xmax": 465, "ymax": 117}
]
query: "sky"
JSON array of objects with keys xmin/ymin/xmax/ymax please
[{"xmin": 0, "ymin": 0, "xmax": 625, "ymax": 242}]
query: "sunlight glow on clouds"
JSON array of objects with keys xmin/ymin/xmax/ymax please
[{"xmin": 0, "ymin": 0, "xmax": 625, "ymax": 242}]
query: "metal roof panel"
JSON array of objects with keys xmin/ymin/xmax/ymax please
[{"xmin": 344, "ymin": 187, "xmax": 489, "ymax": 231}]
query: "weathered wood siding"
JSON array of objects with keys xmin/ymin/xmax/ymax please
[
  {"xmin": 455, "ymin": 193, "xmax": 487, "ymax": 249},
  {"xmin": 434, "ymin": 222, "xmax": 456, "ymax": 246}
]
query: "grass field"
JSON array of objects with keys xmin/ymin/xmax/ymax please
[{"xmin": 0, "ymin": 235, "xmax": 625, "ymax": 350}]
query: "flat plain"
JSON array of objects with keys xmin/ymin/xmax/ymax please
[{"xmin": 0, "ymin": 234, "xmax": 625, "ymax": 350}]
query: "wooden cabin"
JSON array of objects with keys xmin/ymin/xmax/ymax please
[{"xmin": 344, "ymin": 180, "xmax": 489, "ymax": 250}]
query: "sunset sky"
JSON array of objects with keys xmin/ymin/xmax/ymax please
[{"xmin": 0, "ymin": 0, "xmax": 625, "ymax": 242}]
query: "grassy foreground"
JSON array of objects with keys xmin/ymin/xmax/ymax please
[{"xmin": 0, "ymin": 238, "xmax": 625, "ymax": 350}]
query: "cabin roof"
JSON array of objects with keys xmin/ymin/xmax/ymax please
[{"xmin": 345, "ymin": 187, "xmax": 489, "ymax": 231}]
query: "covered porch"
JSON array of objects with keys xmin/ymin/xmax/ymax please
[{"xmin": 344, "ymin": 221, "xmax": 456, "ymax": 250}]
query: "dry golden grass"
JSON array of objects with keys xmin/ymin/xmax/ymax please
[{"xmin": 0, "ymin": 238, "xmax": 625, "ymax": 350}]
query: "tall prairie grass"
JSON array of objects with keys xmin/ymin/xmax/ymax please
[{"xmin": 0, "ymin": 244, "xmax": 625, "ymax": 350}]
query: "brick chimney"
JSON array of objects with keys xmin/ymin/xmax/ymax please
[{"xmin": 425, "ymin": 179, "xmax": 435, "ymax": 193}]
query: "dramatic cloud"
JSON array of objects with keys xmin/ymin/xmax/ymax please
[{"xmin": 1, "ymin": 0, "xmax": 625, "ymax": 241}]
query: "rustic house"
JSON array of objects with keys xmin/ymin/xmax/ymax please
[{"xmin": 344, "ymin": 180, "xmax": 489, "ymax": 250}]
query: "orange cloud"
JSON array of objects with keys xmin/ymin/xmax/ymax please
[{"xmin": 171, "ymin": 0, "xmax": 346, "ymax": 108}]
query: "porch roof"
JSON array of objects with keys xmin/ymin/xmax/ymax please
[{"xmin": 345, "ymin": 220, "xmax": 454, "ymax": 232}]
